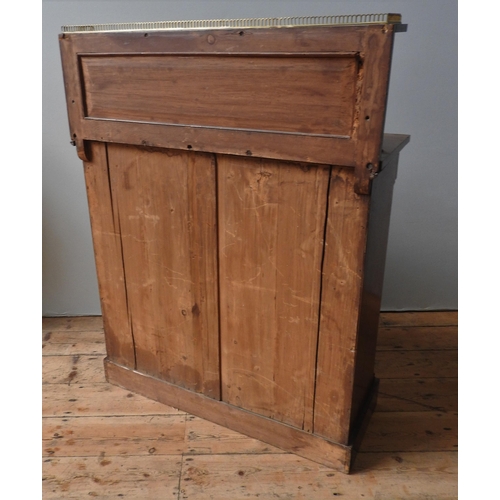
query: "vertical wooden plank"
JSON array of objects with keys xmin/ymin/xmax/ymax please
[
  {"xmin": 313, "ymin": 166, "xmax": 370, "ymax": 444},
  {"xmin": 83, "ymin": 141, "xmax": 135, "ymax": 368},
  {"xmin": 59, "ymin": 33, "xmax": 89, "ymax": 161},
  {"xmin": 353, "ymin": 26, "xmax": 396, "ymax": 194},
  {"xmin": 218, "ymin": 155, "xmax": 330, "ymax": 430},
  {"xmin": 107, "ymin": 144, "xmax": 220, "ymax": 399},
  {"xmin": 350, "ymin": 154, "xmax": 400, "ymax": 430}
]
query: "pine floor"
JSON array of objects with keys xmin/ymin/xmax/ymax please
[{"xmin": 42, "ymin": 311, "xmax": 458, "ymax": 499}]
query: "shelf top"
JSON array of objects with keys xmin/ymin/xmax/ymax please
[{"xmin": 61, "ymin": 13, "xmax": 402, "ymax": 33}]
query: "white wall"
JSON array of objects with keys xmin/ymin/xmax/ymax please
[{"xmin": 42, "ymin": 0, "xmax": 457, "ymax": 315}]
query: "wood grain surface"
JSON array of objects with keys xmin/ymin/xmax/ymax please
[
  {"xmin": 106, "ymin": 144, "xmax": 220, "ymax": 398},
  {"xmin": 81, "ymin": 54, "xmax": 358, "ymax": 137},
  {"xmin": 218, "ymin": 155, "xmax": 330, "ymax": 430},
  {"xmin": 313, "ymin": 166, "xmax": 370, "ymax": 444},
  {"xmin": 43, "ymin": 313, "xmax": 458, "ymax": 498},
  {"xmin": 83, "ymin": 142, "xmax": 135, "ymax": 368},
  {"xmin": 60, "ymin": 24, "xmax": 397, "ymax": 185},
  {"xmin": 48, "ymin": 135, "xmax": 411, "ymax": 471}
]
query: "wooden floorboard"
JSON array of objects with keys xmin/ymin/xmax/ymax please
[
  {"xmin": 177, "ymin": 452, "xmax": 458, "ymax": 499},
  {"xmin": 377, "ymin": 325, "xmax": 458, "ymax": 350},
  {"xmin": 375, "ymin": 349, "xmax": 457, "ymax": 379},
  {"xmin": 379, "ymin": 311, "xmax": 458, "ymax": 327},
  {"xmin": 42, "ymin": 384, "xmax": 186, "ymax": 417},
  {"xmin": 42, "ymin": 312, "xmax": 458, "ymax": 499},
  {"xmin": 377, "ymin": 377, "xmax": 458, "ymax": 412},
  {"xmin": 43, "ymin": 355, "xmax": 107, "ymax": 385}
]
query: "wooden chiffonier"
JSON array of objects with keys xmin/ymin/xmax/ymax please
[{"xmin": 59, "ymin": 14, "xmax": 409, "ymax": 473}]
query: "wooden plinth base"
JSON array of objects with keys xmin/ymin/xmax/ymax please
[{"xmin": 104, "ymin": 359, "xmax": 378, "ymax": 473}]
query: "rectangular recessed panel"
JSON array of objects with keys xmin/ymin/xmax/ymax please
[{"xmin": 81, "ymin": 54, "xmax": 358, "ymax": 136}]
